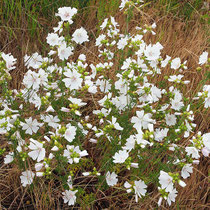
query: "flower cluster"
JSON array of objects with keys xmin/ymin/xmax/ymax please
[{"xmin": 0, "ymin": 1, "xmax": 209, "ymax": 207}]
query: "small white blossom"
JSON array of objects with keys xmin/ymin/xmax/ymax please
[
  {"xmin": 62, "ymin": 189, "xmax": 78, "ymax": 206},
  {"xmin": 165, "ymin": 114, "xmax": 176, "ymax": 126},
  {"xmin": 58, "ymin": 43, "xmax": 73, "ymax": 60},
  {"xmin": 133, "ymin": 180, "xmax": 147, "ymax": 202},
  {"xmin": 28, "ymin": 139, "xmax": 46, "ymax": 162},
  {"xmin": 113, "ymin": 150, "xmax": 129, "ymax": 164},
  {"xmin": 199, "ymin": 51, "xmax": 208, "ymax": 65},
  {"xmin": 131, "ymin": 110, "xmax": 155, "ymax": 130},
  {"xmin": 56, "ymin": 7, "xmax": 77, "ymax": 23},
  {"xmin": 24, "ymin": 53, "xmax": 43, "ymax": 69},
  {"xmin": 185, "ymin": 147, "xmax": 200, "ymax": 159},
  {"xmin": 181, "ymin": 164, "xmax": 193, "ymax": 179},
  {"xmin": 64, "ymin": 126, "xmax": 77, "ymax": 142},
  {"xmin": 63, "ymin": 69, "xmax": 83, "ymax": 90},
  {"xmin": 72, "ymin": 27, "xmax": 89, "ymax": 44},
  {"xmin": 46, "ymin": 33, "xmax": 61, "ymax": 46},
  {"xmin": 159, "ymin": 171, "xmax": 174, "ymax": 192},
  {"xmin": 21, "ymin": 117, "xmax": 43, "ymax": 135},
  {"xmin": 4, "ymin": 152, "xmax": 14, "ymax": 164},
  {"xmin": 63, "ymin": 145, "xmax": 88, "ymax": 164},
  {"xmin": 2, "ymin": 52, "xmax": 17, "ymax": 71},
  {"xmin": 171, "ymin": 57, "xmax": 181, "ymax": 70},
  {"xmin": 20, "ymin": 170, "xmax": 35, "ymax": 187},
  {"xmin": 106, "ymin": 171, "xmax": 118, "ymax": 186}
]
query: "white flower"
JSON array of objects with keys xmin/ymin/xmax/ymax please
[
  {"xmin": 97, "ymin": 79, "xmax": 111, "ymax": 93},
  {"xmin": 2, "ymin": 52, "xmax": 17, "ymax": 71},
  {"xmin": 199, "ymin": 51, "xmax": 208, "ymax": 65},
  {"xmin": 115, "ymin": 77, "xmax": 128, "ymax": 94},
  {"xmin": 113, "ymin": 150, "xmax": 129, "ymax": 163},
  {"xmin": 68, "ymin": 97, "xmax": 87, "ymax": 107},
  {"xmin": 201, "ymin": 85, "xmax": 210, "ymax": 108},
  {"xmin": 131, "ymin": 163, "xmax": 139, "ymax": 168},
  {"xmin": 78, "ymin": 54, "xmax": 86, "ymax": 61},
  {"xmin": 119, "ymin": 0, "xmax": 129, "ymax": 10},
  {"xmin": 144, "ymin": 42, "xmax": 163, "ymax": 61},
  {"xmin": 20, "ymin": 170, "xmax": 35, "ymax": 187},
  {"xmin": 28, "ymin": 139, "xmax": 46, "ymax": 162},
  {"xmin": 178, "ymin": 180, "xmax": 186, "ymax": 187},
  {"xmin": 100, "ymin": 18, "xmax": 108, "ymax": 30},
  {"xmin": 63, "ymin": 69, "xmax": 83, "ymax": 90},
  {"xmin": 62, "ymin": 189, "xmax": 78, "ymax": 206},
  {"xmin": 161, "ymin": 55, "xmax": 171, "ymax": 67},
  {"xmin": 159, "ymin": 171, "xmax": 174, "ymax": 192},
  {"xmin": 202, "ymin": 147, "xmax": 210, "ymax": 157},
  {"xmin": 24, "ymin": 53, "xmax": 43, "ymax": 69},
  {"xmin": 202, "ymin": 133, "xmax": 210, "ymax": 151},
  {"xmin": 63, "ymin": 145, "xmax": 88, "ymax": 164},
  {"xmin": 53, "ymin": 21, "xmax": 63, "ymax": 34},
  {"xmin": 119, "ymin": 0, "xmax": 143, "ymax": 10},
  {"xmin": 181, "ymin": 164, "xmax": 193, "ymax": 179},
  {"xmin": 42, "ymin": 115, "xmax": 60, "ymax": 129},
  {"xmin": 168, "ymin": 75, "xmax": 183, "ymax": 83},
  {"xmin": 154, "ymin": 128, "xmax": 169, "ymax": 142},
  {"xmin": 131, "ymin": 110, "xmax": 155, "ymax": 130},
  {"xmin": 123, "ymin": 135, "xmax": 136, "ymax": 151},
  {"xmin": 23, "ymin": 70, "xmax": 41, "ymax": 90},
  {"xmin": 67, "ymin": 176, "xmax": 73, "ymax": 188},
  {"xmin": 46, "ymin": 106, "xmax": 55, "ymax": 112},
  {"xmin": 167, "ymin": 188, "xmax": 177, "ymax": 206},
  {"xmin": 158, "ymin": 187, "xmax": 177, "ymax": 206},
  {"xmin": 135, "ymin": 131, "xmax": 150, "ymax": 147},
  {"xmin": 204, "ymin": 95, "xmax": 210, "ymax": 108},
  {"xmin": 72, "ymin": 27, "xmax": 89, "ymax": 44},
  {"xmin": 29, "ymin": 93, "xmax": 41, "ymax": 109},
  {"xmin": 185, "ymin": 146, "xmax": 200, "ymax": 159},
  {"xmin": 171, "ymin": 57, "xmax": 181, "ymax": 70},
  {"xmin": 171, "ymin": 98, "xmax": 184, "ymax": 111},
  {"xmin": 106, "ymin": 171, "xmax": 118, "ymax": 186},
  {"xmin": 56, "ymin": 7, "xmax": 77, "ymax": 23},
  {"xmin": 195, "ymin": 133, "xmax": 207, "ymax": 156},
  {"xmin": 64, "ymin": 126, "xmax": 77, "ymax": 142},
  {"xmin": 165, "ymin": 113, "xmax": 176, "ymax": 126},
  {"xmin": 96, "ymin": 34, "xmax": 106, "ymax": 47},
  {"xmin": 133, "ymin": 180, "xmax": 147, "ymax": 202},
  {"xmin": 51, "ymin": 146, "xmax": 59, "ymax": 151},
  {"xmin": 46, "ymin": 33, "xmax": 60, "ymax": 46},
  {"xmin": 124, "ymin": 181, "xmax": 132, "ymax": 193},
  {"xmin": 21, "ymin": 117, "xmax": 43, "ymax": 135},
  {"xmin": 4, "ymin": 152, "xmax": 14, "ymax": 164},
  {"xmin": 58, "ymin": 43, "xmax": 73, "ymax": 60},
  {"xmin": 38, "ymin": 69, "xmax": 48, "ymax": 86},
  {"xmin": 150, "ymin": 85, "xmax": 162, "ymax": 102},
  {"xmin": 61, "ymin": 107, "xmax": 70, "ymax": 112},
  {"xmin": 85, "ymin": 79, "xmax": 97, "ymax": 94},
  {"xmin": 35, "ymin": 162, "xmax": 44, "ymax": 171},
  {"xmin": 117, "ymin": 36, "xmax": 128, "ymax": 50},
  {"xmin": 108, "ymin": 116, "xmax": 123, "ymax": 131}
]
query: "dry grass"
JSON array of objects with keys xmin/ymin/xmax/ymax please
[{"xmin": 0, "ymin": 2, "xmax": 209, "ymax": 209}]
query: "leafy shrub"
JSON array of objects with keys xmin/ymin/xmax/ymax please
[{"xmin": 0, "ymin": 0, "xmax": 209, "ymax": 208}]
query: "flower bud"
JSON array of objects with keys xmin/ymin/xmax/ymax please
[{"xmin": 178, "ymin": 180, "xmax": 186, "ymax": 187}]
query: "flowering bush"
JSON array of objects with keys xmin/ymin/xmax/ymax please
[{"xmin": 0, "ymin": 0, "xmax": 209, "ymax": 207}]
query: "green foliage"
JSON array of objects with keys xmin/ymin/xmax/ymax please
[
  {"xmin": 97, "ymin": 0, "xmax": 120, "ymax": 23},
  {"xmin": 0, "ymin": 0, "xmax": 207, "ymax": 44},
  {"xmin": 144, "ymin": 0, "xmax": 205, "ymax": 20},
  {"xmin": 0, "ymin": 0, "xmax": 91, "ymax": 39}
]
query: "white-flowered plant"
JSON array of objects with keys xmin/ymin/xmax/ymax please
[{"xmin": 0, "ymin": 1, "xmax": 209, "ymax": 208}]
